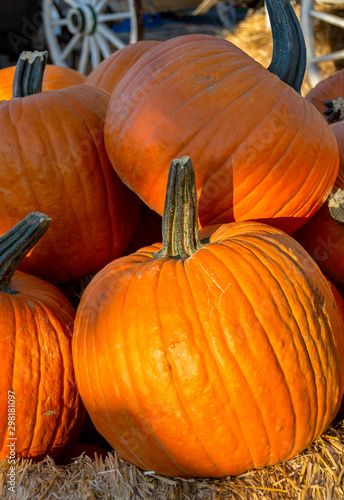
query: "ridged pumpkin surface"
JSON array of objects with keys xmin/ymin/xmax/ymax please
[
  {"xmin": 306, "ymin": 69, "xmax": 344, "ymax": 115},
  {"xmin": 0, "ymin": 85, "xmax": 140, "ymax": 283},
  {"xmin": 73, "ymin": 221, "xmax": 344, "ymax": 477},
  {"xmin": 293, "ymin": 202, "xmax": 344, "ymax": 286},
  {"xmin": 0, "ymin": 271, "xmax": 83, "ymax": 461},
  {"xmin": 104, "ymin": 34, "xmax": 339, "ymax": 234},
  {"xmin": 293, "ymin": 122, "xmax": 344, "ymax": 284},
  {"xmin": 0, "ymin": 64, "xmax": 86, "ymax": 101},
  {"xmin": 85, "ymin": 40, "xmax": 160, "ymax": 94}
]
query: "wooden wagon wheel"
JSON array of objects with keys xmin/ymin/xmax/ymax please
[
  {"xmin": 42, "ymin": 0, "xmax": 143, "ymax": 74},
  {"xmin": 301, "ymin": 0, "xmax": 344, "ymax": 87}
]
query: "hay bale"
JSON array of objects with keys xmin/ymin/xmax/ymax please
[{"xmin": 1, "ymin": 419, "xmax": 344, "ymax": 499}]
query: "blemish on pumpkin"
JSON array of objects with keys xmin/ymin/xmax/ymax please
[{"xmin": 42, "ymin": 410, "xmax": 56, "ymax": 416}]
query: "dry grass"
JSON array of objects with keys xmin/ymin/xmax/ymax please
[
  {"xmin": 223, "ymin": 3, "xmax": 344, "ymax": 96},
  {"xmin": 0, "ymin": 418, "xmax": 343, "ymax": 499}
]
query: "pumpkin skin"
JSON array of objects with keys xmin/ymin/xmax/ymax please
[
  {"xmin": 85, "ymin": 40, "xmax": 160, "ymax": 94},
  {"xmin": 293, "ymin": 121, "xmax": 344, "ymax": 285},
  {"xmin": 72, "ymin": 158, "xmax": 344, "ymax": 478},
  {"xmin": 0, "ymin": 64, "xmax": 86, "ymax": 101},
  {"xmin": 305, "ymin": 69, "xmax": 344, "ymax": 116},
  {"xmin": 0, "ymin": 81, "xmax": 140, "ymax": 284},
  {"xmin": 0, "ymin": 214, "xmax": 84, "ymax": 462},
  {"xmin": 0, "ymin": 272, "xmax": 84, "ymax": 461},
  {"xmin": 104, "ymin": 34, "xmax": 339, "ymax": 234},
  {"xmin": 293, "ymin": 198, "xmax": 344, "ymax": 286}
]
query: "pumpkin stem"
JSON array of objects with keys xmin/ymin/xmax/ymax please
[
  {"xmin": 266, "ymin": 0, "xmax": 306, "ymax": 93},
  {"xmin": 0, "ymin": 213, "xmax": 51, "ymax": 294},
  {"xmin": 153, "ymin": 156, "xmax": 201, "ymax": 259},
  {"xmin": 323, "ymin": 97, "xmax": 344, "ymax": 123},
  {"xmin": 12, "ymin": 50, "xmax": 48, "ymax": 98},
  {"xmin": 328, "ymin": 189, "xmax": 344, "ymax": 225}
]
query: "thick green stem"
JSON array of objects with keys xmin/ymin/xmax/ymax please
[
  {"xmin": 153, "ymin": 156, "xmax": 201, "ymax": 260},
  {"xmin": 0, "ymin": 213, "xmax": 51, "ymax": 294},
  {"xmin": 266, "ymin": 0, "xmax": 306, "ymax": 93},
  {"xmin": 12, "ymin": 50, "xmax": 48, "ymax": 98}
]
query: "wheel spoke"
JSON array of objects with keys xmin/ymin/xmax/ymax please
[
  {"xmin": 90, "ymin": 35, "xmax": 101, "ymax": 69},
  {"xmin": 60, "ymin": 33, "xmax": 82, "ymax": 61},
  {"xmin": 98, "ymin": 12, "xmax": 132, "ymax": 22},
  {"xmin": 49, "ymin": 18, "xmax": 69, "ymax": 27},
  {"xmin": 43, "ymin": 0, "xmax": 138, "ymax": 70},
  {"xmin": 97, "ymin": 24, "xmax": 126, "ymax": 50},
  {"xmin": 310, "ymin": 9, "xmax": 344, "ymax": 29},
  {"xmin": 78, "ymin": 36, "xmax": 90, "ymax": 74},
  {"xmin": 95, "ymin": 0, "xmax": 111, "ymax": 13},
  {"xmin": 312, "ymin": 49, "xmax": 344, "ymax": 64},
  {"xmin": 61, "ymin": 0, "xmax": 80, "ymax": 8},
  {"xmin": 129, "ymin": 0, "xmax": 138, "ymax": 44},
  {"xmin": 94, "ymin": 32, "xmax": 112, "ymax": 59}
]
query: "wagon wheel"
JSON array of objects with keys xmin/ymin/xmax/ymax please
[
  {"xmin": 301, "ymin": 0, "xmax": 344, "ymax": 87},
  {"xmin": 42, "ymin": 0, "xmax": 143, "ymax": 74}
]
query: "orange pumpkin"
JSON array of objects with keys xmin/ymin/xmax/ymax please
[
  {"xmin": 85, "ymin": 40, "xmax": 160, "ymax": 94},
  {"xmin": 294, "ymin": 84, "xmax": 344, "ymax": 285},
  {"xmin": 0, "ymin": 62, "xmax": 86, "ymax": 101},
  {"xmin": 0, "ymin": 213, "xmax": 84, "ymax": 462},
  {"xmin": 305, "ymin": 68, "xmax": 344, "ymax": 122},
  {"xmin": 104, "ymin": 0, "xmax": 338, "ymax": 235},
  {"xmin": 72, "ymin": 156, "xmax": 344, "ymax": 478},
  {"xmin": 0, "ymin": 50, "xmax": 140, "ymax": 284}
]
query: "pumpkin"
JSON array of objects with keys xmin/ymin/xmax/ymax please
[
  {"xmin": 305, "ymin": 68, "xmax": 344, "ymax": 122},
  {"xmin": 0, "ymin": 50, "xmax": 141, "ymax": 284},
  {"xmin": 0, "ymin": 213, "xmax": 84, "ymax": 462},
  {"xmin": 72, "ymin": 155, "xmax": 344, "ymax": 478},
  {"xmin": 85, "ymin": 40, "xmax": 160, "ymax": 94},
  {"xmin": 103, "ymin": 0, "xmax": 338, "ymax": 235},
  {"xmin": 294, "ymin": 78, "xmax": 344, "ymax": 285},
  {"xmin": 0, "ymin": 62, "xmax": 86, "ymax": 101}
]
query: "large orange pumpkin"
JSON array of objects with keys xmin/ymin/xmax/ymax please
[
  {"xmin": 85, "ymin": 40, "xmax": 160, "ymax": 94},
  {"xmin": 0, "ymin": 62, "xmax": 86, "ymax": 101},
  {"xmin": 0, "ymin": 213, "xmax": 84, "ymax": 462},
  {"xmin": 0, "ymin": 50, "xmax": 140, "ymax": 284},
  {"xmin": 73, "ymin": 156, "xmax": 344, "ymax": 478},
  {"xmin": 104, "ymin": 0, "xmax": 339, "ymax": 235}
]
